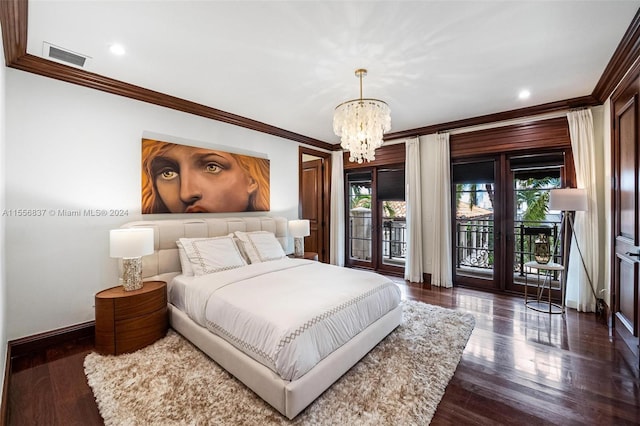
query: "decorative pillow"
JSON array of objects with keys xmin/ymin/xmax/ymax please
[
  {"xmin": 232, "ymin": 236, "xmax": 251, "ymax": 264},
  {"xmin": 175, "ymin": 240, "xmax": 194, "ymax": 276},
  {"xmin": 234, "ymin": 231, "xmax": 287, "ymax": 263},
  {"xmin": 178, "ymin": 236, "xmax": 247, "ymax": 276}
]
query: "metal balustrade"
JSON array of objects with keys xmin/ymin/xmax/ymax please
[
  {"xmin": 455, "ymin": 218, "xmax": 562, "ymax": 278},
  {"xmin": 348, "ymin": 214, "xmax": 562, "ymax": 274},
  {"xmin": 382, "ymin": 219, "xmax": 406, "ymax": 262}
]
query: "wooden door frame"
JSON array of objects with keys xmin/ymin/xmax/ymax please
[{"xmin": 298, "ymin": 146, "xmax": 331, "ymax": 262}]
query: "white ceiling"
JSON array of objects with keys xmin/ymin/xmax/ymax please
[{"xmin": 25, "ymin": 1, "xmax": 640, "ymax": 144}]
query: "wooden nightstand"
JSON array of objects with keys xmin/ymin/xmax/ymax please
[
  {"xmin": 95, "ymin": 281, "xmax": 168, "ymax": 355},
  {"xmin": 288, "ymin": 251, "xmax": 319, "ymax": 261}
]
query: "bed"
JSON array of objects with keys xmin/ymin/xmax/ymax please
[{"xmin": 119, "ymin": 216, "xmax": 402, "ymax": 419}]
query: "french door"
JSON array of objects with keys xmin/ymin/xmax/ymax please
[
  {"xmin": 452, "ymin": 153, "xmax": 567, "ymax": 295},
  {"xmin": 452, "ymin": 157, "xmax": 500, "ymax": 290},
  {"xmin": 345, "ymin": 166, "xmax": 406, "ymax": 275}
]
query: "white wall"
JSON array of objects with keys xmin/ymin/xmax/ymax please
[{"xmin": 5, "ymin": 69, "xmax": 300, "ymax": 339}]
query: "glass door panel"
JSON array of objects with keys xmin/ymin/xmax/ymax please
[
  {"xmin": 453, "ymin": 160, "xmax": 497, "ymax": 288},
  {"xmin": 347, "ymin": 171, "xmax": 373, "ymax": 266},
  {"xmin": 381, "ymin": 200, "xmax": 406, "ymax": 267},
  {"xmin": 505, "ymin": 153, "xmax": 564, "ymax": 293},
  {"xmin": 377, "ymin": 168, "xmax": 406, "ymax": 272}
]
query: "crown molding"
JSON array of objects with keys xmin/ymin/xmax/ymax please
[
  {"xmin": 382, "ymin": 95, "xmax": 599, "ymax": 142},
  {"xmin": 0, "ymin": 0, "xmax": 334, "ymax": 151},
  {"xmin": 592, "ymin": 7, "xmax": 640, "ymax": 102},
  {"xmin": 3, "ymin": 0, "xmax": 639, "ymax": 149}
]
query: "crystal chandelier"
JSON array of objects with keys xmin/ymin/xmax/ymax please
[{"xmin": 333, "ymin": 69, "xmax": 391, "ymax": 163}]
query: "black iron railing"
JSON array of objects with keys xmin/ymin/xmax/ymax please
[
  {"xmin": 454, "ymin": 218, "xmax": 562, "ymax": 275},
  {"xmin": 514, "ymin": 220, "xmax": 561, "ymax": 276},
  {"xmin": 456, "ymin": 219, "xmax": 494, "ymax": 269},
  {"xmin": 382, "ymin": 218, "xmax": 406, "ymax": 260}
]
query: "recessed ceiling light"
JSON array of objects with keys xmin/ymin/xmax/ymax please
[
  {"xmin": 109, "ymin": 44, "xmax": 126, "ymax": 56},
  {"xmin": 518, "ymin": 89, "xmax": 531, "ymax": 100}
]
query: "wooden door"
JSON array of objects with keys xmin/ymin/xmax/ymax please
[
  {"xmin": 302, "ymin": 158, "xmax": 323, "ymax": 260},
  {"xmin": 299, "ymin": 147, "xmax": 331, "ymax": 263},
  {"xmin": 612, "ymin": 74, "xmax": 640, "ymax": 367},
  {"xmin": 452, "ymin": 157, "xmax": 501, "ymax": 290}
]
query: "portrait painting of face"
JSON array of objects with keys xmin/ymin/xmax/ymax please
[{"xmin": 141, "ymin": 139, "xmax": 270, "ymax": 214}]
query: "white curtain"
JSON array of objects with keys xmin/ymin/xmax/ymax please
[
  {"xmin": 423, "ymin": 133, "xmax": 453, "ymax": 287},
  {"xmin": 404, "ymin": 137, "xmax": 423, "ymax": 282},
  {"xmin": 566, "ymin": 109, "xmax": 598, "ymax": 312},
  {"xmin": 330, "ymin": 150, "xmax": 345, "ymax": 266}
]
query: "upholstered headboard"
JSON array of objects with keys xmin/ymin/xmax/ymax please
[{"xmin": 120, "ymin": 216, "xmax": 289, "ymax": 280}]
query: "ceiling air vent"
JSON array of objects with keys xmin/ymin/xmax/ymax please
[{"xmin": 43, "ymin": 42, "xmax": 91, "ymax": 68}]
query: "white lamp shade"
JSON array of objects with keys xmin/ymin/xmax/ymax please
[
  {"xmin": 110, "ymin": 228, "xmax": 154, "ymax": 258},
  {"xmin": 549, "ymin": 188, "xmax": 588, "ymax": 212},
  {"xmin": 289, "ymin": 219, "xmax": 310, "ymax": 237}
]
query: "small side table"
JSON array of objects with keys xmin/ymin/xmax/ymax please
[
  {"xmin": 524, "ymin": 261, "xmax": 565, "ymax": 315},
  {"xmin": 95, "ymin": 281, "xmax": 168, "ymax": 355},
  {"xmin": 288, "ymin": 252, "xmax": 319, "ymax": 261}
]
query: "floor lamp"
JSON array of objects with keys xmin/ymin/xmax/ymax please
[{"xmin": 549, "ymin": 188, "xmax": 601, "ymax": 312}]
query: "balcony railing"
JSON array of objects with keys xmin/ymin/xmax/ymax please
[
  {"xmin": 347, "ymin": 214, "xmax": 407, "ymax": 265},
  {"xmin": 514, "ymin": 220, "xmax": 561, "ymax": 276},
  {"xmin": 456, "ymin": 219, "xmax": 494, "ymax": 270},
  {"xmin": 382, "ymin": 218, "xmax": 406, "ymax": 261},
  {"xmin": 351, "ymin": 215, "xmax": 564, "ymax": 274},
  {"xmin": 455, "ymin": 218, "xmax": 562, "ymax": 276}
]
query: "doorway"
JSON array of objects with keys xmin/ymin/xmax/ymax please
[
  {"xmin": 298, "ymin": 147, "xmax": 331, "ymax": 263},
  {"xmin": 345, "ymin": 165, "xmax": 406, "ymax": 275},
  {"xmin": 452, "ymin": 152, "xmax": 567, "ymax": 295}
]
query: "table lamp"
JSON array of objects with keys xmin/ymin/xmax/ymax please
[
  {"xmin": 110, "ymin": 228, "xmax": 154, "ymax": 291},
  {"xmin": 289, "ymin": 219, "xmax": 310, "ymax": 258}
]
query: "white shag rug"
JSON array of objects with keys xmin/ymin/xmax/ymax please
[{"xmin": 84, "ymin": 300, "xmax": 475, "ymax": 425}]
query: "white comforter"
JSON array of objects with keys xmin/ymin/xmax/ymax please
[{"xmin": 172, "ymin": 258, "xmax": 401, "ymax": 381}]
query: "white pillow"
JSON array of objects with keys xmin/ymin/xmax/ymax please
[
  {"xmin": 175, "ymin": 240, "xmax": 194, "ymax": 276},
  {"xmin": 178, "ymin": 236, "xmax": 247, "ymax": 276},
  {"xmin": 234, "ymin": 231, "xmax": 286, "ymax": 263}
]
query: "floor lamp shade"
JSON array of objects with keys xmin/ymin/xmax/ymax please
[
  {"xmin": 548, "ymin": 187, "xmax": 599, "ymax": 305},
  {"xmin": 110, "ymin": 228, "xmax": 154, "ymax": 291},
  {"xmin": 289, "ymin": 220, "xmax": 310, "ymax": 258},
  {"xmin": 549, "ymin": 188, "xmax": 587, "ymax": 212}
]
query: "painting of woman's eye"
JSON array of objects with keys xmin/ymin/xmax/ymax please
[
  {"xmin": 205, "ymin": 162, "xmax": 222, "ymax": 174},
  {"xmin": 159, "ymin": 168, "xmax": 178, "ymax": 180}
]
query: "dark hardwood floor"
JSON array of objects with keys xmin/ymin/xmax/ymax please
[{"xmin": 5, "ymin": 281, "xmax": 640, "ymax": 425}]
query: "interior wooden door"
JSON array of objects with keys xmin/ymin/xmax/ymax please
[
  {"xmin": 612, "ymin": 74, "xmax": 640, "ymax": 368},
  {"xmin": 301, "ymin": 158, "xmax": 323, "ymax": 260},
  {"xmin": 299, "ymin": 147, "xmax": 331, "ymax": 263}
]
